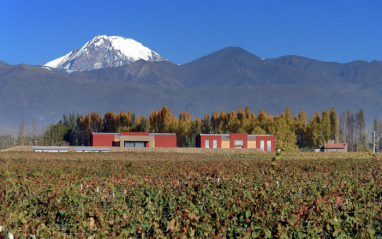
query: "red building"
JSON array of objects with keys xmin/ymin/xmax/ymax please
[
  {"xmin": 196, "ymin": 133, "xmax": 275, "ymax": 152},
  {"xmin": 91, "ymin": 132, "xmax": 177, "ymax": 148}
]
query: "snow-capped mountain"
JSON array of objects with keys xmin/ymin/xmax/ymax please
[{"xmin": 43, "ymin": 35, "xmax": 166, "ymax": 72}]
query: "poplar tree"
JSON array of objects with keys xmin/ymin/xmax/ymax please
[
  {"xmin": 159, "ymin": 106, "xmax": 172, "ymax": 133},
  {"xmin": 237, "ymin": 108, "xmax": 245, "ymax": 121},
  {"xmin": 84, "ymin": 114, "xmax": 92, "ymax": 145},
  {"xmin": 285, "ymin": 107, "xmax": 292, "ymax": 123},
  {"xmin": 219, "ymin": 111, "xmax": 227, "ymax": 133},
  {"xmin": 177, "ymin": 111, "xmax": 191, "ymax": 147},
  {"xmin": 305, "ymin": 112, "xmax": 322, "ymax": 148},
  {"xmin": 273, "ymin": 116, "xmax": 298, "ymax": 151},
  {"xmin": 257, "ymin": 110, "xmax": 268, "ymax": 132},
  {"xmin": 296, "ymin": 110, "xmax": 307, "ymax": 148},
  {"xmin": 355, "ymin": 109, "xmax": 366, "ymax": 151},
  {"xmin": 373, "ymin": 119, "xmax": 379, "ymax": 151},
  {"xmin": 378, "ymin": 120, "xmax": 382, "ymax": 151},
  {"xmin": 18, "ymin": 119, "xmax": 25, "ymax": 146},
  {"xmin": 63, "ymin": 113, "xmax": 78, "ymax": 145},
  {"xmin": 338, "ymin": 112, "xmax": 347, "ymax": 144},
  {"xmin": 90, "ymin": 112, "xmax": 103, "ymax": 133},
  {"xmin": 189, "ymin": 119, "xmax": 202, "ymax": 147},
  {"xmin": 321, "ymin": 110, "xmax": 331, "ymax": 143},
  {"xmin": 116, "ymin": 110, "xmax": 132, "ymax": 132},
  {"xmin": 258, "ymin": 110, "xmax": 267, "ymax": 123},
  {"xmin": 139, "ymin": 116, "xmax": 148, "ymax": 132},
  {"xmin": 148, "ymin": 109, "xmax": 159, "ymax": 133},
  {"xmin": 329, "ymin": 107, "xmax": 339, "ymax": 143},
  {"xmin": 245, "ymin": 112, "xmax": 258, "ymax": 134},
  {"xmin": 103, "ymin": 111, "xmax": 117, "ymax": 133},
  {"xmin": 244, "ymin": 106, "xmax": 251, "ymax": 119},
  {"xmin": 346, "ymin": 109, "xmax": 355, "ymax": 151},
  {"xmin": 226, "ymin": 111, "xmax": 237, "ymax": 133},
  {"xmin": 211, "ymin": 111, "xmax": 220, "ymax": 134},
  {"xmin": 202, "ymin": 113, "xmax": 211, "ymax": 134},
  {"xmin": 31, "ymin": 120, "xmax": 37, "ymax": 146}
]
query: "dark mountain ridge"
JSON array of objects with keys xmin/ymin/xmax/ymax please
[
  {"xmin": 1, "ymin": 47, "xmax": 382, "ymax": 129},
  {"xmin": 63, "ymin": 47, "xmax": 381, "ymax": 87},
  {"xmin": 68, "ymin": 47, "xmax": 382, "ymax": 92},
  {"xmin": 71, "ymin": 60, "xmax": 184, "ymax": 87}
]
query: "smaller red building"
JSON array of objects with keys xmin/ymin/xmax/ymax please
[
  {"xmin": 320, "ymin": 143, "xmax": 347, "ymax": 152},
  {"xmin": 196, "ymin": 133, "xmax": 275, "ymax": 152},
  {"xmin": 91, "ymin": 132, "xmax": 177, "ymax": 148}
]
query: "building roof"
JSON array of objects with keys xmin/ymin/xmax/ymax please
[
  {"xmin": 199, "ymin": 134, "xmax": 272, "ymax": 137},
  {"xmin": 322, "ymin": 143, "xmax": 347, "ymax": 149},
  {"xmin": 92, "ymin": 132, "xmax": 176, "ymax": 136},
  {"xmin": 74, "ymin": 147, "xmax": 110, "ymax": 152},
  {"xmin": 32, "ymin": 146, "xmax": 70, "ymax": 152}
]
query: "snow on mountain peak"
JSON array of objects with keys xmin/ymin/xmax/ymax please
[{"xmin": 43, "ymin": 35, "xmax": 166, "ymax": 72}]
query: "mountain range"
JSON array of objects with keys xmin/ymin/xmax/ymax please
[{"xmin": 1, "ymin": 35, "xmax": 382, "ymax": 130}]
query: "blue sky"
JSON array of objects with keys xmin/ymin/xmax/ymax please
[{"xmin": 1, "ymin": 0, "xmax": 381, "ymax": 65}]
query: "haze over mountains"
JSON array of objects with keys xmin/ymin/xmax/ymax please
[{"xmin": 1, "ymin": 35, "xmax": 382, "ymax": 129}]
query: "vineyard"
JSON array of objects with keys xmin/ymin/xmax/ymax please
[{"xmin": 1, "ymin": 151, "xmax": 382, "ymax": 238}]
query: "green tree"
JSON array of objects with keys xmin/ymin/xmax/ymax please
[
  {"xmin": 202, "ymin": 113, "xmax": 211, "ymax": 134},
  {"xmin": 90, "ymin": 112, "xmax": 103, "ymax": 133},
  {"xmin": 285, "ymin": 107, "xmax": 292, "ymax": 124},
  {"xmin": 177, "ymin": 111, "xmax": 191, "ymax": 147},
  {"xmin": 226, "ymin": 111, "xmax": 238, "ymax": 133},
  {"xmin": 251, "ymin": 125, "xmax": 266, "ymax": 135},
  {"xmin": 296, "ymin": 110, "xmax": 307, "ymax": 148},
  {"xmin": 321, "ymin": 110, "xmax": 331, "ymax": 143},
  {"xmin": 139, "ymin": 115, "xmax": 149, "ymax": 132},
  {"xmin": 45, "ymin": 121, "xmax": 69, "ymax": 145},
  {"xmin": 273, "ymin": 116, "xmax": 298, "ymax": 151},
  {"xmin": 355, "ymin": 109, "xmax": 367, "ymax": 151},
  {"xmin": 237, "ymin": 108, "xmax": 245, "ymax": 122},
  {"xmin": 17, "ymin": 119, "xmax": 25, "ymax": 146},
  {"xmin": 329, "ymin": 107, "xmax": 339, "ymax": 143},
  {"xmin": 338, "ymin": 112, "xmax": 347, "ymax": 145},
  {"xmin": 244, "ymin": 106, "xmax": 251, "ymax": 119},
  {"xmin": 220, "ymin": 111, "xmax": 227, "ymax": 133},
  {"xmin": 378, "ymin": 120, "xmax": 382, "ymax": 151},
  {"xmin": 78, "ymin": 114, "xmax": 92, "ymax": 146},
  {"xmin": 372, "ymin": 119, "xmax": 379, "ymax": 152},
  {"xmin": 305, "ymin": 112, "xmax": 322, "ymax": 149},
  {"xmin": 346, "ymin": 109, "xmax": 355, "ymax": 151},
  {"xmin": 211, "ymin": 111, "xmax": 221, "ymax": 134},
  {"xmin": 187, "ymin": 119, "xmax": 201, "ymax": 147},
  {"xmin": 63, "ymin": 113, "xmax": 78, "ymax": 146}
]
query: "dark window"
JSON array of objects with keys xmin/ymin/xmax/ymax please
[
  {"xmin": 125, "ymin": 142, "xmax": 135, "ymax": 147},
  {"xmin": 135, "ymin": 142, "xmax": 145, "ymax": 148},
  {"xmin": 124, "ymin": 141, "xmax": 146, "ymax": 147}
]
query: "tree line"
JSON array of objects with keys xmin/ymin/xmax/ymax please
[
  {"xmin": 338, "ymin": 109, "xmax": 368, "ymax": 152},
  {"xmin": 1, "ymin": 106, "xmax": 375, "ymax": 152}
]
